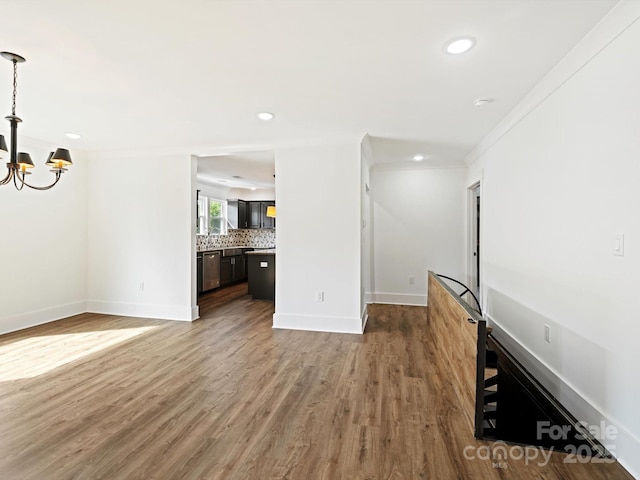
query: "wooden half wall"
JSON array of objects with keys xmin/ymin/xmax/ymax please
[{"xmin": 427, "ymin": 271, "xmax": 486, "ymax": 438}]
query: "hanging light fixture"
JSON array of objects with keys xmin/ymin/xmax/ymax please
[
  {"xmin": 266, "ymin": 206, "xmax": 276, "ymax": 218},
  {"xmin": 0, "ymin": 51, "xmax": 73, "ymax": 190}
]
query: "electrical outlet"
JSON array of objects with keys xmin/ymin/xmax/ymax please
[
  {"xmin": 139, "ymin": 282, "xmax": 145, "ymax": 292},
  {"xmin": 315, "ymin": 291, "xmax": 324, "ymax": 302},
  {"xmin": 544, "ymin": 324, "xmax": 550, "ymax": 343},
  {"xmin": 409, "ymin": 275, "xmax": 415, "ymax": 285}
]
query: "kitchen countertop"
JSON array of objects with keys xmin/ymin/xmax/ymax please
[
  {"xmin": 247, "ymin": 249, "xmax": 276, "ymax": 255},
  {"xmin": 197, "ymin": 246, "xmax": 274, "ymax": 254}
]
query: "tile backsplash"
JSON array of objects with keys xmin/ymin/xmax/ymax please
[{"xmin": 197, "ymin": 229, "xmax": 276, "ymax": 251}]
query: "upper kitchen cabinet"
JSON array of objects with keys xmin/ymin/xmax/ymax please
[
  {"xmin": 228, "ymin": 199, "xmax": 248, "ymax": 229},
  {"xmin": 248, "ymin": 201, "xmax": 262, "ymax": 229},
  {"xmin": 247, "ymin": 201, "xmax": 275, "ymax": 229},
  {"xmin": 261, "ymin": 202, "xmax": 275, "ymax": 229}
]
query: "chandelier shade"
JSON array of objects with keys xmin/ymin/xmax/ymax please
[
  {"xmin": 51, "ymin": 148, "xmax": 73, "ymax": 166},
  {"xmin": 17, "ymin": 152, "xmax": 34, "ymax": 172}
]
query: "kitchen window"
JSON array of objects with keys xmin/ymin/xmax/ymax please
[{"xmin": 197, "ymin": 196, "xmax": 228, "ymax": 236}]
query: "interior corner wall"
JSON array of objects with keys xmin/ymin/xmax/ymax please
[
  {"xmin": 273, "ymin": 142, "xmax": 362, "ymax": 334},
  {"xmin": 360, "ymin": 138, "xmax": 373, "ymax": 329},
  {"xmin": 87, "ymin": 152, "xmax": 194, "ymax": 321},
  {"xmin": 466, "ymin": 3, "xmax": 640, "ymax": 476},
  {"xmin": 371, "ymin": 167, "xmax": 466, "ymax": 306},
  {"xmin": 0, "ymin": 141, "xmax": 88, "ymax": 335},
  {"xmin": 190, "ymin": 156, "xmax": 199, "ymax": 320}
]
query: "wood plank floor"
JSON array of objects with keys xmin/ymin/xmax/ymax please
[{"xmin": 0, "ymin": 284, "xmax": 633, "ymax": 480}]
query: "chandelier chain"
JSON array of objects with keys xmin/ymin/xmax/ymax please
[{"xmin": 11, "ymin": 59, "xmax": 17, "ymax": 116}]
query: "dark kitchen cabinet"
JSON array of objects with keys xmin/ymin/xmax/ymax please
[
  {"xmin": 246, "ymin": 201, "xmax": 275, "ymax": 229},
  {"xmin": 227, "ymin": 199, "xmax": 248, "ymax": 229},
  {"xmin": 220, "ymin": 257, "xmax": 233, "ymax": 286},
  {"xmin": 196, "ymin": 253, "xmax": 203, "ymax": 295},
  {"xmin": 221, "ymin": 254, "xmax": 247, "ymax": 286},
  {"xmin": 248, "ymin": 253, "xmax": 275, "ymax": 300},
  {"xmin": 260, "ymin": 202, "xmax": 275, "ymax": 229},
  {"xmin": 248, "ymin": 201, "xmax": 262, "ymax": 228},
  {"xmin": 230, "ymin": 199, "xmax": 275, "ymax": 229},
  {"xmin": 232, "ymin": 254, "xmax": 246, "ymax": 282}
]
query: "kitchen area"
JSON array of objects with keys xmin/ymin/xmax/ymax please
[{"xmin": 195, "ymin": 152, "xmax": 276, "ymax": 304}]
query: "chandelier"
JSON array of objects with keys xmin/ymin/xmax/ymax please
[{"xmin": 0, "ymin": 52, "xmax": 73, "ymax": 190}]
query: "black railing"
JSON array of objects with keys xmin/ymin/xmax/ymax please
[{"xmin": 436, "ymin": 274, "xmax": 482, "ymax": 317}]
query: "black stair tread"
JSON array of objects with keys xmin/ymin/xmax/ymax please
[
  {"xmin": 484, "ymin": 375, "xmax": 498, "ymax": 387},
  {"xmin": 483, "ymin": 419, "xmax": 497, "ymax": 434},
  {"xmin": 484, "ymin": 390, "xmax": 498, "ymax": 404},
  {"xmin": 483, "ymin": 405, "xmax": 497, "ymax": 419},
  {"xmin": 485, "ymin": 349, "xmax": 498, "ymax": 368}
]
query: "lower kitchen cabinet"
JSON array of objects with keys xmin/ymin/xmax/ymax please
[
  {"xmin": 220, "ymin": 254, "xmax": 247, "ymax": 287},
  {"xmin": 196, "ymin": 253, "xmax": 203, "ymax": 295},
  {"xmin": 232, "ymin": 254, "xmax": 246, "ymax": 283},
  {"xmin": 220, "ymin": 257, "xmax": 233, "ymax": 286},
  {"xmin": 248, "ymin": 253, "xmax": 275, "ymax": 300}
]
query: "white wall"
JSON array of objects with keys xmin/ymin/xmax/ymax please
[
  {"xmin": 371, "ymin": 166, "xmax": 466, "ymax": 306},
  {"xmin": 87, "ymin": 152, "xmax": 195, "ymax": 321},
  {"xmin": 0, "ymin": 139, "xmax": 88, "ymax": 335},
  {"xmin": 273, "ymin": 143, "xmax": 362, "ymax": 334},
  {"xmin": 466, "ymin": 2, "xmax": 640, "ymax": 475}
]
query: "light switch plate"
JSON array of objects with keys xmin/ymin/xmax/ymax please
[
  {"xmin": 544, "ymin": 324, "xmax": 550, "ymax": 343},
  {"xmin": 614, "ymin": 234, "xmax": 624, "ymax": 257}
]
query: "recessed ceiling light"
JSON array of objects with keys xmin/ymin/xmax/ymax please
[
  {"xmin": 250, "ymin": 187, "xmax": 257, "ymax": 191},
  {"xmin": 256, "ymin": 112, "xmax": 275, "ymax": 121},
  {"xmin": 473, "ymin": 98, "xmax": 492, "ymax": 107},
  {"xmin": 443, "ymin": 36, "xmax": 476, "ymax": 55},
  {"xmin": 413, "ymin": 154, "xmax": 426, "ymax": 161},
  {"xmin": 64, "ymin": 132, "xmax": 81, "ymax": 139}
]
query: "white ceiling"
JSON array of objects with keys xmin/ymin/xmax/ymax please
[
  {"xmin": 197, "ymin": 151, "xmax": 275, "ymax": 190},
  {"xmin": 0, "ymin": 0, "xmax": 618, "ymax": 168}
]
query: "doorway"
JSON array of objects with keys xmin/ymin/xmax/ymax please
[{"xmin": 468, "ymin": 182, "xmax": 481, "ymax": 309}]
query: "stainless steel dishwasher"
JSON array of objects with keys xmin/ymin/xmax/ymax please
[{"xmin": 202, "ymin": 251, "xmax": 221, "ymax": 292}]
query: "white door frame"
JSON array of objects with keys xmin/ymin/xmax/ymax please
[{"xmin": 467, "ymin": 181, "xmax": 481, "ymax": 311}]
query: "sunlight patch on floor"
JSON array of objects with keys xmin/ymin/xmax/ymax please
[{"xmin": 0, "ymin": 326, "xmax": 158, "ymax": 381}]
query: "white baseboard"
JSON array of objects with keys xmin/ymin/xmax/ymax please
[
  {"xmin": 191, "ymin": 305, "xmax": 200, "ymax": 321},
  {"xmin": 87, "ymin": 300, "xmax": 194, "ymax": 322},
  {"xmin": 273, "ymin": 313, "xmax": 363, "ymax": 334},
  {"xmin": 370, "ymin": 292, "xmax": 427, "ymax": 306},
  {"xmin": 489, "ymin": 317, "xmax": 640, "ymax": 479},
  {"xmin": 361, "ymin": 304, "xmax": 369, "ymax": 332},
  {"xmin": 0, "ymin": 301, "xmax": 87, "ymax": 336}
]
